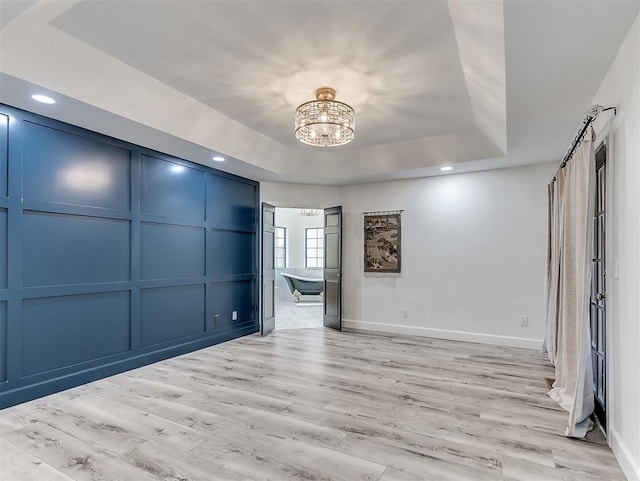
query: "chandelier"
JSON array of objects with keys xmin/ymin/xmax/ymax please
[
  {"xmin": 299, "ymin": 208, "xmax": 321, "ymax": 217},
  {"xmin": 295, "ymin": 87, "xmax": 355, "ymax": 147}
]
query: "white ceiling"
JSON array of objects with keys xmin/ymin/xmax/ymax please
[{"xmin": 1, "ymin": 0, "xmax": 638, "ymax": 185}]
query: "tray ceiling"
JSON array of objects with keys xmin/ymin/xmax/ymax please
[{"xmin": 0, "ymin": 0, "xmax": 638, "ymax": 184}]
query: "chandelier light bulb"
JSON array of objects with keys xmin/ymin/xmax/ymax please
[{"xmin": 319, "ymin": 104, "xmax": 330, "ymax": 122}]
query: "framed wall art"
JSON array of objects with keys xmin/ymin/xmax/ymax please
[{"xmin": 364, "ymin": 211, "xmax": 402, "ymax": 273}]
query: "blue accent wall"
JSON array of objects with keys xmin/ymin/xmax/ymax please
[
  {"xmin": 0, "ymin": 208, "xmax": 7, "ymax": 290},
  {"xmin": 0, "ymin": 104, "xmax": 259, "ymax": 408},
  {"xmin": 22, "ymin": 291, "xmax": 132, "ymax": 377},
  {"xmin": 23, "ymin": 212, "xmax": 131, "ymax": 286}
]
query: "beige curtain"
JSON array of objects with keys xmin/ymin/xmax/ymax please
[
  {"xmin": 547, "ymin": 131, "xmax": 595, "ymax": 438},
  {"xmin": 544, "ymin": 181, "xmax": 560, "ymax": 365}
]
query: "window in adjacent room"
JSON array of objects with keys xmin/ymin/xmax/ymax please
[
  {"xmin": 275, "ymin": 226, "xmax": 286, "ymax": 268},
  {"xmin": 305, "ymin": 227, "xmax": 324, "ymax": 268}
]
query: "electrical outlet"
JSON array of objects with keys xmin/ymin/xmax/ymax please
[
  {"xmin": 402, "ymin": 308, "xmax": 408, "ymax": 318},
  {"xmin": 232, "ymin": 310, "xmax": 238, "ymax": 321},
  {"xmin": 520, "ymin": 316, "xmax": 528, "ymax": 328}
]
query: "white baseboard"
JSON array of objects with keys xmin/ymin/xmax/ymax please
[
  {"xmin": 342, "ymin": 319, "xmax": 543, "ymax": 350},
  {"xmin": 610, "ymin": 427, "xmax": 640, "ymax": 481}
]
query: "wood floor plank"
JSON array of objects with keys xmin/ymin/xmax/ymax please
[
  {"xmin": 13, "ymin": 396, "xmax": 147, "ymax": 456},
  {"xmin": 0, "ymin": 328, "xmax": 627, "ymax": 481},
  {"xmin": 3, "ymin": 423, "xmax": 161, "ymax": 481},
  {"xmin": 0, "ymin": 438, "xmax": 76, "ymax": 481},
  {"xmin": 177, "ymin": 390, "xmax": 348, "ymax": 449},
  {"xmin": 378, "ymin": 468, "xmax": 424, "ymax": 481},
  {"xmin": 121, "ymin": 438, "xmax": 252, "ymax": 481},
  {"xmin": 552, "ymin": 445, "xmax": 627, "ymax": 480},
  {"xmin": 315, "ymin": 398, "xmax": 557, "ymax": 468},
  {"xmin": 0, "ymin": 407, "xmax": 37, "ymax": 435},
  {"xmin": 81, "ymin": 379, "xmax": 201, "ymax": 423},
  {"xmin": 61, "ymin": 394, "xmax": 213, "ymax": 452},
  {"xmin": 336, "ymin": 433, "xmax": 501, "ymax": 481},
  {"xmin": 192, "ymin": 426, "xmax": 387, "ymax": 481}
]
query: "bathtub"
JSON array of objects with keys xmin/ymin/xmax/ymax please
[{"xmin": 281, "ymin": 272, "xmax": 323, "ymax": 302}]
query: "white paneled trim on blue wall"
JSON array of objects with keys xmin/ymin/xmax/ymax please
[
  {"xmin": 0, "ymin": 113, "xmax": 9, "ymax": 386},
  {"xmin": 0, "ymin": 104, "xmax": 259, "ymax": 408}
]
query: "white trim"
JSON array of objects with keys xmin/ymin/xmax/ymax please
[
  {"xmin": 593, "ymin": 110, "xmax": 614, "ymax": 147},
  {"xmin": 610, "ymin": 428, "xmax": 640, "ymax": 481},
  {"xmin": 342, "ymin": 319, "xmax": 543, "ymax": 350}
]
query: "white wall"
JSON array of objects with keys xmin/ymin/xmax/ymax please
[
  {"xmin": 260, "ymin": 182, "xmax": 339, "ymax": 209},
  {"xmin": 592, "ymin": 12, "xmax": 640, "ymax": 481},
  {"xmin": 340, "ymin": 162, "xmax": 557, "ymax": 349},
  {"xmin": 261, "ymin": 165, "xmax": 556, "ymax": 347}
]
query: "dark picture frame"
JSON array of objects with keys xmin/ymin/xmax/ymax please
[{"xmin": 364, "ymin": 213, "xmax": 401, "ymax": 273}]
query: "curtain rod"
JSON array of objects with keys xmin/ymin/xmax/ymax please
[
  {"xmin": 363, "ymin": 210, "xmax": 404, "ymax": 216},
  {"xmin": 559, "ymin": 105, "xmax": 616, "ymax": 170}
]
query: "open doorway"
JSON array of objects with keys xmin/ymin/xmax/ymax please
[{"xmin": 273, "ymin": 207, "xmax": 324, "ymax": 330}]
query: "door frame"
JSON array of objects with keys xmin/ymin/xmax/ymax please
[
  {"xmin": 259, "ymin": 203, "xmax": 342, "ymax": 333},
  {"xmin": 602, "ymin": 136, "xmax": 613, "ymax": 439},
  {"xmin": 590, "ymin": 141, "xmax": 607, "ymax": 431}
]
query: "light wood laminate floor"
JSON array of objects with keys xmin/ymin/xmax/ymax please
[{"xmin": 0, "ymin": 328, "xmax": 626, "ymax": 481}]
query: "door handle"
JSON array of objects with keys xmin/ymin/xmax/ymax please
[{"xmin": 596, "ymin": 292, "xmax": 605, "ymax": 300}]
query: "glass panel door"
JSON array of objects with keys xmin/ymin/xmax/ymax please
[{"xmin": 590, "ymin": 144, "xmax": 607, "ymax": 430}]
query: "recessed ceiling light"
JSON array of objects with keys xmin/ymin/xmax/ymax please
[
  {"xmin": 31, "ymin": 94, "xmax": 56, "ymax": 104},
  {"xmin": 440, "ymin": 166, "xmax": 453, "ymax": 171},
  {"xmin": 212, "ymin": 156, "xmax": 225, "ymax": 162}
]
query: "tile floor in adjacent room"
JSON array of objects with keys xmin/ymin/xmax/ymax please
[{"xmin": 275, "ymin": 297, "xmax": 323, "ymax": 330}]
